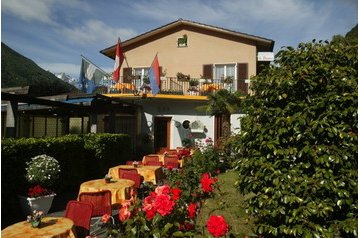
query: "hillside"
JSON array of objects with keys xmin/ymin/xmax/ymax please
[{"xmin": 1, "ymin": 42, "xmax": 80, "ymax": 97}]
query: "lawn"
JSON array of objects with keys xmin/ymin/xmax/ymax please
[{"xmin": 196, "ymin": 170, "xmax": 256, "ymax": 237}]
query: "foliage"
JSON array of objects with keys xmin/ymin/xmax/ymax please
[
  {"xmin": 177, "ymin": 72, "xmax": 190, "ymax": 81},
  {"xmin": 189, "ymin": 79, "xmax": 199, "ymax": 87},
  {"xmin": 223, "ymin": 76, "xmax": 234, "ymax": 84},
  {"xmin": 196, "ymin": 89, "xmax": 242, "ymax": 138},
  {"xmin": 181, "ymin": 137, "xmax": 194, "ymax": 148},
  {"xmin": 1, "ymin": 43, "xmax": 79, "ymax": 97},
  {"xmin": 234, "ymin": 40, "xmax": 358, "ymax": 237},
  {"xmin": 25, "ymin": 154, "xmax": 61, "ymax": 188}
]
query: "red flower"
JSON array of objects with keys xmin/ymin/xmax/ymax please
[
  {"xmin": 153, "ymin": 194, "xmax": 175, "ymax": 216},
  {"xmin": 27, "ymin": 185, "xmax": 52, "ymax": 198},
  {"xmin": 144, "ymin": 206, "xmax": 156, "ymax": 220},
  {"xmin": 206, "ymin": 215, "xmax": 229, "ymax": 237},
  {"xmin": 171, "ymin": 188, "xmax": 182, "ymax": 201},
  {"xmin": 188, "ymin": 203, "xmax": 197, "ymax": 219},
  {"xmin": 200, "ymin": 173, "xmax": 217, "ymax": 193},
  {"xmin": 101, "ymin": 214, "xmax": 111, "ymax": 223}
]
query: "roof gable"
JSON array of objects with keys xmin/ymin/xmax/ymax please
[{"xmin": 100, "ymin": 19, "xmax": 274, "ymax": 59}]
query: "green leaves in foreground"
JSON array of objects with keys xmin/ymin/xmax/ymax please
[{"xmin": 234, "ymin": 40, "xmax": 358, "ymax": 237}]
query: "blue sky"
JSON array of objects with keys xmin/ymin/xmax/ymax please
[{"xmin": 2, "ymin": 0, "xmax": 357, "ymax": 78}]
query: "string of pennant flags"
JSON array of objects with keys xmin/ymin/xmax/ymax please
[{"xmin": 80, "ymin": 38, "xmax": 160, "ymax": 95}]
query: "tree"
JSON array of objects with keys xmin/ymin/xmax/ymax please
[
  {"xmin": 234, "ymin": 40, "xmax": 357, "ymax": 237},
  {"xmin": 197, "ymin": 89, "xmax": 242, "ymax": 139}
]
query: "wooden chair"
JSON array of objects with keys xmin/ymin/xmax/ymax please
[
  {"xmin": 65, "ymin": 200, "xmax": 93, "ymax": 238},
  {"xmin": 78, "ymin": 190, "xmax": 112, "ymax": 217}
]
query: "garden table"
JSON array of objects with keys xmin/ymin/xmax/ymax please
[
  {"xmin": 108, "ymin": 165, "xmax": 164, "ymax": 185},
  {"xmin": 78, "ymin": 178, "xmax": 135, "ymax": 205},
  {"xmin": 1, "ymin": 217, "xmax": 76, "ymax": 238}
]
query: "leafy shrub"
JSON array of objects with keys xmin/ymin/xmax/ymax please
[{"xmin": 234, "ymin": 40, "xmax": 358, "ymax": 237}]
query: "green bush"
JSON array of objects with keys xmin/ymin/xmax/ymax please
[{"xmin": 234, "ymin": 40, "xmax": 357, "ymax": 237}]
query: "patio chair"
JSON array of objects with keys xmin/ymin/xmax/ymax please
[
  {"xmin": 143, "ymin": 155, "xmax": 160, "ymax": 165},
  {"xmin": 78, "ymin": 190, "xmax": 112, "ymax": 217},
  {"xmin": 118, "ymin": 168, "xmax": 138, "ymax": 178},
  {"xmin": 144, "ymin": 161, "xmax": 163, "ymax": 166},
  {"xmin": 120, "ymin": 172, "xmax": 142, "ymax": 189},
  {"xmin": 65, "ymin": 200, "xmax": 93, "ymax": 238},
  {"xmin": 164, "ymin": 156, "xmax": 180, "ymax": 169}
]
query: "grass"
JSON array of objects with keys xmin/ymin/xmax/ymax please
[{"xmin": 195, "ymin": 170, "xmax": 256, "ymax": 237}]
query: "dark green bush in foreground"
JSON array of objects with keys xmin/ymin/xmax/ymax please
[{"xmin": 234, "ymin": 41, "xmax": 357, "ymax": 237}]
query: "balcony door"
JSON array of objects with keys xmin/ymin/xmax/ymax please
[{"xmin": 154, "ymin": 117, "xmax": 171, "ymax": 153}]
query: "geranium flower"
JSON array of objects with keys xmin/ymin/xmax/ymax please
[
  {"xmin": 143, "ymin": 206, "xmax": 156, "ymax": 220},
  {"xmin": 206, "ymin": 215, "xmax": 229, "ymax": 237},
  {"xmin": 200, "ymin": 173, "xmax": 217, "ymax": 193},
  {"xmin": 188, "ymin": 203, "xmax": 197, "ymax": 219},
  {"xmin": 171, "ymin": 188, "xmax": 182, "ymax": 201},
  {"xmin": 154, "ymin": 194, "xmax": 175, "ymax": 216},
  {"xmin": 101, "ymin": 214, "xmax": 111, "ymax": 223}
]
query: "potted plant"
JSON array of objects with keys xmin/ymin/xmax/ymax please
[
  {"xmin": 223, "ymin": 76, "xmax": 233, "ymax": 84},
  {"xmin": 19, "ymin": 154, "xmax": 61, "ymax": 215},
  {"xmin": 141, "ymin": 75, "xmax": 151, "ymax": 94},
  {"xmin": 177, "ymin": 72, "xmax": 190, "ymax": 82}
]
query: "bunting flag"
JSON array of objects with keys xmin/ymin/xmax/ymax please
[
  {"xmin": 79, "ymin": 56, "xmax": 108, "ymax": 94},
  {"xmin": 113, "ymin": 39, "xmax": 124, "ymax": 82},
  {"xmin": 148, "ymin": 54, "xmax": 160, "ymax": 95}
]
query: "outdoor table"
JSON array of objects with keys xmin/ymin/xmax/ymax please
[
  {"xmin": 1, "ymin": 217, "xmax": 76, "ymax": 238},
  {"xmin": 108, "ymin": 165, "xmax": 164, "ymax": 185},
  {"xmin": 78, "ymin": 178, "xmax": 135, "ymax": 205}
]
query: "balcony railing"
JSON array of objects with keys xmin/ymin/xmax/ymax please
[{"xmin": 96, "ymin": 76, "xmax": 236, "ymax": 96}]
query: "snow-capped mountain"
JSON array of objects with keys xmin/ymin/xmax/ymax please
[{"xmin": 55, "ymin": 72, "xmax": 82, "ymax": 89}]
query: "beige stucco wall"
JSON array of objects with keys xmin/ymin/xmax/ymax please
[{"xmin": 122, "ymin": 28, "xmax": 257, "ymax": 79}]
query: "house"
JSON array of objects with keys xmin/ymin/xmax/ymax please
[
  {"xmin": 99, "ymin": 19, "xmax": 274, "ymax": 154},
  {"xmin": 1, "ymin": 19, "xmax": 274, "ymax": 159}
]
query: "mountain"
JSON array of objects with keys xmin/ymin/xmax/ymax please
[
  {"xmin": 1, "ymin": 42, "xmax": 80, "ymax": 96},
  {"xmin": 55, "ymin": 72, "xmax": 82, "ymax": 89}
]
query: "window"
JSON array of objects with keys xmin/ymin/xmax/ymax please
[
  {"xmin": 214, "ymin": 64, "xmax": 235, "ymax": 82},
  {"xmin": 133, "ymin": 67, "xmax": 149, "ymax": 88}
]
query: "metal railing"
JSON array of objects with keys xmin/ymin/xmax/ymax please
[{"xmin": 97, "ymin": 77, "xmax": 235, "ymax": 96}]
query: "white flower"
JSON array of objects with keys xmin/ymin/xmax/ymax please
[{"xmin": 25, "ymin": 154, "xmax": 61, "ymax": 188}]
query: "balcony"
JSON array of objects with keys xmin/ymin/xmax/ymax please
[{"xmin": 96, "ymin": 77, "xmax": 238, "ymax": 96}]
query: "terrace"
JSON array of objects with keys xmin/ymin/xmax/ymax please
[{"xmin": 96, "ymin": 76, "xmax": 242, "ymax": 96}]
